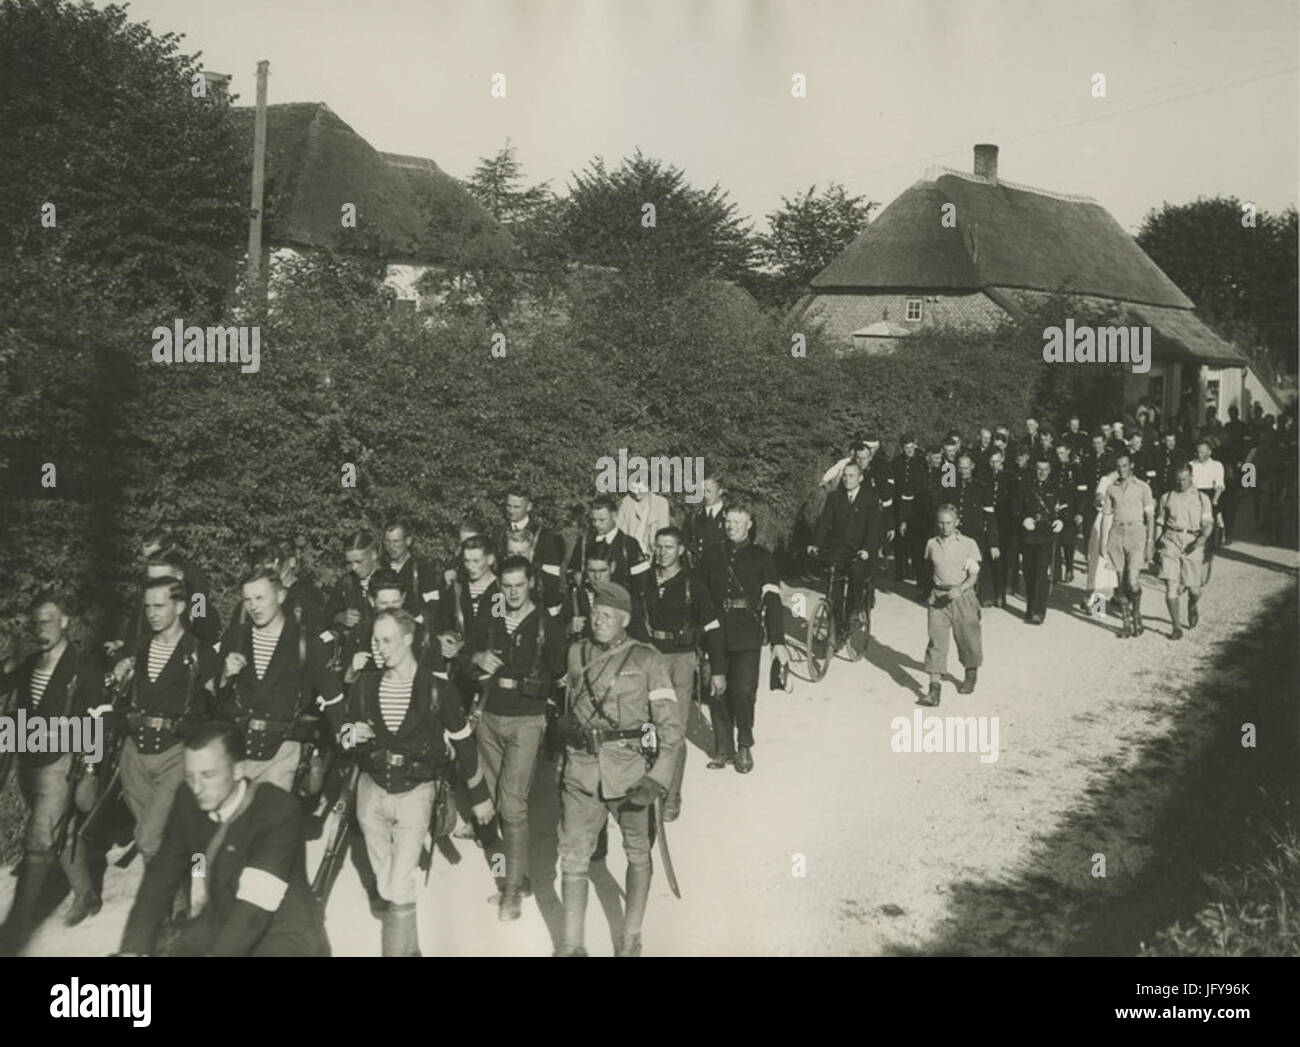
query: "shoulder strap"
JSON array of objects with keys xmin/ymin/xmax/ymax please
[
  {"xmin": 183, "ymin": 632, "xmax": 201, "ymax": 717},
  {"xmin": 453, "ymin": 578, "xmax": 466, "ymax": 635},
  {"xmin": 532, "ymin": 610, "xmax": 547, "ymax": 677}
]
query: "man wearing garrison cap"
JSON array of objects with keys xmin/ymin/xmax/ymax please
[{"xmin": 554, "ymin": 581, "xmax": 682, "ymax": 957}]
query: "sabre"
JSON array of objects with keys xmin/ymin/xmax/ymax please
[{"xmin": 653, "ymin": 797, "xmax": 681, "ymax": 899}]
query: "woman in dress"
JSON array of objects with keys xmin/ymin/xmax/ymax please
[{"xmin": 1082, "ymin": 468, "xmax": 1119, "ymax": 615}]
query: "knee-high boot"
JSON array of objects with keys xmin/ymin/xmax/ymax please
[
  {"xmin": 0, "ymin": 855, "xmax": 53, "ymax": 954},
  {"xmin": 1131, "ymin": 586, "xmax": 1144, "ymax": 635},
  {"xmin": 555, "ymin": 873, "xmax": 589, "ymax": 956},
  {"xmin": 381, "ymin": 901, "xmax": 420, "ymax": 957},
  {"xmin": 617, "ymin": 862, "xmax": 653, "ymax": 957}
]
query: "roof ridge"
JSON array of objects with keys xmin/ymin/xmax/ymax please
[{"xmin": 921, "ymin": 166, "xmax": 1100, "ymax": 205}]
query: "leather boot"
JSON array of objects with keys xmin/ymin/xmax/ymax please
[
  {"xmin": 554, "ymin": 873, "xmax": 589, "ymax": 956},
  {"xmin": 1187, "ymin": 593, "xmax": 1199, "ymax": 629},
  {"xmin": 381, "ymin": 901, "xmax": 420, "ymax": 957},
  {"xmin": 617, "ymin": 862, "xmax": 652, "ymax": 956},
  {"xmin": 64, "ymin": 891, "xmax": 102, "ymax": 928},
  {"xmin": 1117, "ymin": 596, "xmax": 1132, "ymax": 638},
  {"xmin": 956, "ymin": 668, "xmax": 977, "ymax": 694},
  {"xmin": 0, "ymin": 855, "xmax": 53, "ymax": 954},
  {"xmin": 1131, "ymin": 588, "xmax": 1144, "ymax": 635},
  {"xmin": 498, "ymin": 824, "xmax": 529, "ymax": 922}
]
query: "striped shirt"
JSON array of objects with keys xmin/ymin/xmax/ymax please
[
  {"xmin": 378, "ymin": 673, "xmax": 415, "ymax": 732},
  {"xmin": 29, "ymin": 665, "xmax": 55, "ymax": 709},
  {"xmin": 251, "ymin": 622, "xmax": 282, "ymax": 679},
  {"xmin": 503, "ymin": 613, "xmax": 525, "ymax": 636},
  {"xmin": 468, "ymin": 575, "xmax": 494, "ymax": 614},
  {"xmin": 147, "ymin": 636, "xmax": 180, "ymax": 682}
]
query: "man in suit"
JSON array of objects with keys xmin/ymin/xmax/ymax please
[
  {"xmin": 119, "ymin": 722, "xmax": 330, "ymax": 957},
  {"xmin": 1013, "ymin": 457, "xmax": 1067, "ymax": 625},
  {"xmin": 808, "ymin": 461, "xmax": 884, "ymax": 639}
]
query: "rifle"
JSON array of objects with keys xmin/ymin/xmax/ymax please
[
  {"xmin": 77, "ymin": 667, "xmax": 132, "ymax": 848},
  {"xmin": 311, "ymin": 756, "xmax": 359, "ymax": 906}
]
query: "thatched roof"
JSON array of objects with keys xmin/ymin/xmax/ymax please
[
  {"xmin": 812, "ymin": 168, "xmax": 1194, "ymax": 310},
  {"xmin": 229, "ymin": 103, "xmax": 511, "ymax": 264}
]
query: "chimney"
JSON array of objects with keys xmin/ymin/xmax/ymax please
[{"xmin": 973, "ymin": 143, "xmax": 998, "ymax": 182}]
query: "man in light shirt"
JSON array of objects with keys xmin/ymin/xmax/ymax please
[{"xmin": 616, "ymin": 477, "xmax": 671, "ymax": 557}]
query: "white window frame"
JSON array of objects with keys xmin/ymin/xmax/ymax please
[{"xmin": 905, "ymin": 297, "xmax": 923, "ymax": 322}]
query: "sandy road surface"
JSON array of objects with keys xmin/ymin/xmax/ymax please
[{"xmin": 6, "ymin": 534, "xmax": 1296, "ymax": 956}]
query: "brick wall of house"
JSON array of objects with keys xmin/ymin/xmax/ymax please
[{"xmin": 799, "ymin": 291, "xmax": 1006, "ymax": 349}]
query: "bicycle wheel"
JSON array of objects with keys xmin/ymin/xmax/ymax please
[{"xmin": 806, "ymin": 597, "xmax": 834, "ymax": 682}]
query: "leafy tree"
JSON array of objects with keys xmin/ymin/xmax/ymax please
[
  {"xmin": 752, "ymin": 183, "xmax": 877, "ymax": 310},
  {"xmin": 562, "ymin": 150, "xmax": 757, "ymax": 290},
  {"xmin": 1137, "ymin": 197, "xmax": 1298, "ymax": 387}
]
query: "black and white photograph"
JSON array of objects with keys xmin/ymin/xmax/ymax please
[{"xmin": 0, "ymin": 0, "xmax": 1296, "ymax": 1013}]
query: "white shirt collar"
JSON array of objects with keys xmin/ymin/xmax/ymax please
[
  {"xmin": 597, "ymin": 526, "xmax": 621, "ymax": 543},
  {"xmin": 210, "ymin": 778, "xmax": 249, "ymax": 824},
  {"xmin": 510, "ymin": 516, "xmax": 531, "ymax": 532}
]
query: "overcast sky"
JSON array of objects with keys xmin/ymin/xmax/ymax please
[{"xmin": 104, "ymin": 0, "xmax": 1297, "ymax": 233}]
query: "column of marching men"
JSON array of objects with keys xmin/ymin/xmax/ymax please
[
  {"xmin": 0, "ymin": 400, "xmax": 1289, "ymax": 956},
  {"xmin": 0, "ymin": 477, "xmax": 793, "ymax": 957}
]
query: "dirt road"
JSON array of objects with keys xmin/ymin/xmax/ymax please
[{"xmin": 6, "ymin": 532, "xmax": 1296, "ymax": 956}]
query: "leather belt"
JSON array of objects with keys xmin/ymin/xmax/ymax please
[
  {"xmin": 496, "ymin": 678, "xmax": 520, "ymax": 690},
  {"xmin": 142, "ymin": 715, "xmax": 172, "ymax": 731},
  {"xmin": 649, "ymin": 628, "xmax": 677, "ymax": 640},
  {"xmin": 383, "ymin": 751, "xmax": 407, "ymax": 767},
  {"xmin": 723, "ymin": 598, "xmax": 751, "ymax": 610},
  {"xmin": 1115, "ymin": 519, "xmax": 1146, "ymax": 527},
  {"xmin": 594, "ymin": 726, "xmax": 645, "ymax": 744}
]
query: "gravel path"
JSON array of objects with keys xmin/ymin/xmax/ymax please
[{"xmin": 7, "ymin": 531, "xmax": 1296, "ymax": 957}]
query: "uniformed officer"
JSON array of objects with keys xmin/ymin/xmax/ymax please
[
  {"xmin": 1061, "ymin": 415, "xmax": 1091, "ymax": 460},
  {"xmin": 1013, "ymin": 458, "xmax": 1067, "ymax": 625},
  {"xmin": 118, "ymin": 722, "xmax": 330, "ymax": 957},
  {"xmin": 461, "ymin": 555, "xmax": 567, "ymax": 921},
  {"xmin": 919, "ymin": 505, "xmax": 983, "ymax": 706},
  {"xmin": 217, "ymin": 567, "xmax": 343, "ymax": 793},
  {"xmin": 697, "ymin": 502, "xmax": 790, "ymax": 773},
  {"xmin": 568, "ymin": 495, "xmax": 649, "ymax": 589},
  {"xmin": 503, "ymin": 528, "xmax": 566, "ymax": 620},
  {"xmin": 1052, "ymin": 443, "xmax": 1079, "ymax": 583},
  {"xmin": 987, "ymin": 450, "xmax": 1016, "ymax": 608},
  {"xmin": 325, "ymin": 610, "xmax": 493, "ymax": 956},
  {"xmin": 809, "ymin": 461, "xmax": 884, "ymax": 638},
  {"xmin": 633, "ymin": 527, "xmax": 724, "ymax": 822},
  {"xmin": 891, "ymin": 434, "xmax": 928, "ymax": 581},
  {"xmin": 0, "ymin": 594, "xmax": 106, "ymax": 953},
  {"xmin": 554, "ymin": 582, "xmax": 683, "ymax": 957},
  {"xmin": 970, "ymin": 428, "xmax": 995, "ymax": 475},
  {"xmin": 321, "ymin": 531, "xmax": 381, "ymax": 670},
  {"xmin": 113, "ymin": 576, "xmax": 219, "ymax": 863},
  {"xmin": 492, "ymin": 486, "xmax": 566, "ymax": 594},
  {"xmin": 1103, "ymin": 453, "xmax": 1156, "ymax": 638},
  {"xmin": 953, "ymin": 453, "xmax": 999, "ymax": 604},
  {"xmin": 1127, "ymin": 433, "xmax": 1159, "ymax": 493},
  {"xmin": 682, "ymin": 473, "xmax": 728, "ymax": 568},
  {"xmin": 1153, "ymin": 431, "xmax": 1187, "ymax": 503},
  {"xmin": 1155, "ymin": 464, "xmax": 1215, "ymax": 640},
  {"xmin": 381, "ymin": 517, "xmax": 441, "ymax": 618}
]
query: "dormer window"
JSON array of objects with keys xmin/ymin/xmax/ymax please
[{"xmin": 905, "ymin": 298, "xmax": 923, "ymax": 322}]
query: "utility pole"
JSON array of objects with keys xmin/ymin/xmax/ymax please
[{"xmin": 246, "ymin": 60, "xmax": 269, "ymax": 300}]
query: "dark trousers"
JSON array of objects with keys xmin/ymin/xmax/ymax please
[
  {"xmin": 829, "ymin": 556, "xmax": 870, "ymax": 626},
  {"xmin": 709, "ymin": 648, "xmax": 761, "ymax": 755},
  {"xmin": 895, "ymin": 501, "xmax": 916, "ymax": 578},
  {"xmin": 1021, "ymin": 540, "xmax": 1053, "ymax": 619},
  {"xmin": 993, "ymin": 519, "xmax": 1016, "ymax": 601},
  {"xmin": 1054, "ymin": 518, "xmax": 1077, "ymax": 578}
]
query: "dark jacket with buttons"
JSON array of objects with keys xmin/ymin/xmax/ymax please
[
  {"xmin": 125, "ymin": 632, "xmax": 218, "ymax": 754},
  {"xmin": 698, "ymin": 539, "xmax": 784, "ymax": 654},
  {"xmin": 11, "ymin": 644, "xmax": 104, "ymax": 768},
  {"xmin": 121, "ymin": 781, "xmax": 328, "ymax": 957}
]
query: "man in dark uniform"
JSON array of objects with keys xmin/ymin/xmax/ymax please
[
  {"xmin": 1152, "ymin": 430, "xmax": 1186, "ymax": 503},
  {"xmin": 118, "ymin": 722, "xmax": 330, "ymax": 957},
  {"xmin": 682, "ymin": 473, "xmax": 728, "ymax": 568},
  {"xmin": 111, "ymin": 550, "xmax": 223, "ymax": 657},
  {"xmin": 554, "ymin": 581, "xmax": 683, "ymax": 957},
  {"xmin": 568, "ymin": 549, "xmax": 613, "ymax": 643},
  {"xmin": 321, "ymin": 531, "xmax": 381, "ymax": 671},
  {"xmin": 633, "ymin": 527, "xmax": 724, "ymax": 822},
  {"xmin": 381, "ymin": 517, "xmax": 441, "ymax": 619},
  {"xmin": 1013, "ymin": 457, "xmax": 1067, "ymax": 624},
  {"xmin": 492, "ymin": 486, "xmax": 566, "ymax": 594},
  {"xmin": 461, "ymin": 555, "xmax": 567, "ymax": 921},
  {"xmin": 1052, "ymin": 443, "xmax": 1080, "ymax": 582},
  {"xmin": 1061, "ymin": 415, "xmax": 1090, "ymax": 460},
  {"xmin": 433, "ymin": 535, "xmax": 500, "ymax": 713},
  {"xmin": 249, "ymin": 540, "xmax": 325, "ymax": 636},
  {"xmin": 568, "ymin": 495, "xmax": 649, "ymax": 590},
  {"xmin": 697, "ymin": 502, "xmax": 790, "ymax": 774},
  {"xmin": 988, "ymin": 450, "xmax": 1017, "ymax": 608},
  {"xmin": 0, "ymin": 594, "xmax": 106, "ymax": 952},
  {"xmin": 217, "ymin": 567, "xmax": 343, "ymax": 794},
  {"xmin": 502, "ymin": 528, "xmax": 567, "ymax": 621},
  {"xmin": 809, "ymin": 461, "xmax": 884, "ymax": 636},
  {"xmin": 324, "ymin": 610, "xmax": 493, "ymax": 955},
  {"xmin": 112, "ymin": 577, "xmax": 220, "ymax": 863},
  {"xmin": 891, "ymin": 434, "xmax": 927, "ymax": 581},
  {"xmin": 1127, "ymin": 432, "xmax": 1159, "ymax": 493},
  {"xmin": 912, "ymin": 447, "xmax": 947, "ymax": 598},
  {"xmin": 138, "ymin": 530, "xmax": 222, "ymax": 648},
  {"xmin": 1108, "ymin": 420, "xmax": 1129, "ymax": 458},
  {"xmin": 953, "ymin": 453, "xmax": 999, "ymax": 604}
]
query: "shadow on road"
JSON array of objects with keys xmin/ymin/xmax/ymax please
[{"xmin": 880, "ymin": 586, "xmax": 1298, "ymax": 956}]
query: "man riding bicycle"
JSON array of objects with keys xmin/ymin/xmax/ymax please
[{"xmin": 808, "ymin": 461, "xmax": 885, "ymax": 639}]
